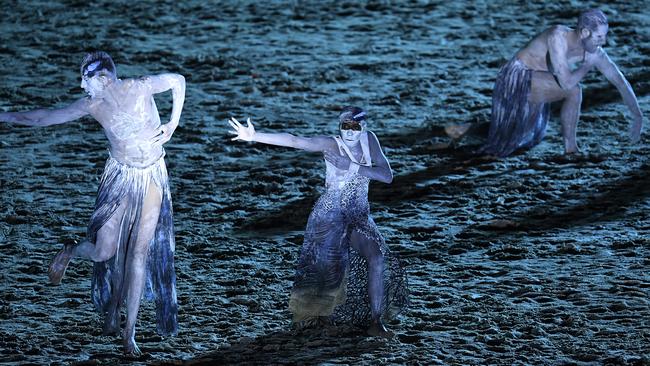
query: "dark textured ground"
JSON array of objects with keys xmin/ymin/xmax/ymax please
[{"xmin": 0, "ymin": 1, "xmax": 649, "ymax": 365}]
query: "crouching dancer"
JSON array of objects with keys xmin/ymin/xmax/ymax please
[
  {"xmin": 228, "ymin": 107, "xmax": 408, "ymax": 337},
  {"xmin": 479, "ymin": 9, "xmax": 643, "ymax": 157},
  {"xmin": 0, "ymin": 51, "xmax": 185, "ymax": 356}
]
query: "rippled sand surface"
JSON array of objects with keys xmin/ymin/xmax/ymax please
[{"xmin": 0, "ymin": 1, "xmax": 648, "ymax": 365}]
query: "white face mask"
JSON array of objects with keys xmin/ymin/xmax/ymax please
[
  {"xmin": 81, "ymin": 75, "xmax": 106, "ymax": 98},
  {"xmin": 339, "ymin": 121, "xmax": 364, "ymax": 147}
]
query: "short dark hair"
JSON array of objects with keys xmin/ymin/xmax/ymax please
[
  {"xmin": 80, "ymin": 51, "xmax": 116, "ymax": 79},
  {"xmin": 577, "ymin": 9, "xmax": 608, "ymax": 32},
  {"xmin": 339, "ymin": 106, "xmax": 367, "ymax": 123}
]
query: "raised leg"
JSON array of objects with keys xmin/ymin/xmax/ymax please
[
  {"xmin": 122, "ymin": 182, "xmax": 162, "ymax": 357},
  {"xmin": 48, "ymin": 200, "xmax": 127, "ymax": 285},
  {"xmin": 349, "ymin": 230, "xmax": 393, "ymax": 338}
]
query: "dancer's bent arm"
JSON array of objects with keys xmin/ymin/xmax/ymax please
[
  {"xmin": 592, "ymin": 51, "xmax": 643, "ymax": 142},
  {"xmin": 323, "ymin": 131, "xmax": 393, "ymax": 184},
  {"xmin": 145, "ymin": 73, "xmax": 185, "ymax": 145},
  {"xmin": 547, "ymin": 29, "xmax": 594, "ymax": 90},
  {"xmin": 363, "ymin": 131, "xmax": 393, "ymax": 184}
]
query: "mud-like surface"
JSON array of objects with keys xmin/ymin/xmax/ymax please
[{"xmin": 1, "ymin": 1, "xmax": 649, "ymax": 365}]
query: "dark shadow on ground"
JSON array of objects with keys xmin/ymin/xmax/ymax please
[
  {"xmin": 523, "ymin": 161, "xmax": 650, "ymax": 228},
  {"xmin": 468, "ymin": 160, "xmax": 650, "ymax": 236},
  {"xmin": 156, "ymin": 326, "xmax": 385, "ymax": 366}
]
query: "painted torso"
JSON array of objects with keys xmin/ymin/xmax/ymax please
[{"xmin": 87, "ymin": 78, "xmax": 163, "ymax": 167}]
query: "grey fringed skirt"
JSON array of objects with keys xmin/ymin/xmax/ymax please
[
  {"xmin": 479, "ymin": 58, "xmax": 550, "ymax": 157},
  {"xmin": 89, "ymin": 153, "xmax": 177, "ymax": 336}
]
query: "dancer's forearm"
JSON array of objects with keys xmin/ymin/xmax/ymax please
[
  {"xmin": 354, "ymin": 163, "xmax": 393, "ymax": 184},
  {"xmin": 253, "ymin": 132, "xmax": 328, "ymax": 152}
]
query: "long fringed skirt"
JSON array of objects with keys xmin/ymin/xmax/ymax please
[
  {"xmin": 479, "ymin": 58, "xmax": 550, "ymax": 157},
  {"xmin": 89, "ymin": 154, "xmax": 177, "ymax": 336}
]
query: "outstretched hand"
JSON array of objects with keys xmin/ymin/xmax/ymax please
[
  {"xmin": 324, "ymin": 150, "xmax": 352, "ymax": 171},
  {"xmin": 228, "ymin": 117, "xmax": 255, "ymax": 142}
]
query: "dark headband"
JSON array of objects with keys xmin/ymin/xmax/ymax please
[
  {"xmin": 339, "ymin": 110, "xmax": 367, "ymax": 123},
  {"xmin": 81, "ymin": 59, "xmax": 114, "ymax": 78}
]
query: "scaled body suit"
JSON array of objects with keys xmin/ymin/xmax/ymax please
[{"xmin": 289, "ymin": 132, "xmax": 408, "ymax": 325}]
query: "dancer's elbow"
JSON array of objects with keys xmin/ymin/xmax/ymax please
[{"xmin": 378, "ymin": 169, "xmax": 393, "ymax": 184}]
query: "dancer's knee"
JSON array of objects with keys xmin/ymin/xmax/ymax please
[
  {"xmin": 566, "ymin": 84, "xmax": 582, "ymax": 102},
  {"xmin": 92, "ymin": 240, "xmax": 118, "ymax": 262},
  {"xmin": 356, "ymin": 238, "xmax": 384, "ymax": 267}
]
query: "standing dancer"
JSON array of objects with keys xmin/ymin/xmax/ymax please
[
  {"xmin": 228, "ymin": 107, "xmax": 408, "ymax": 337},
  {"xmin": 0, "ymin": 51, "xmax": 184, "ymax": 356}
]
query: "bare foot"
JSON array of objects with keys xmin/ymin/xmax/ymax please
[
  {"xmin": 48, "ymin": 244, "xmax": 74, "ymax": 285},
  {"xmin": 123, "ymin": 335, "xmax": 142, "ymax": 358},
  {"xmin": 565, "ymin": 145, "xmax": 581, "ymax": 155},
  {"xmin": 102, "ymin": 312, "xmax": 120, "ymax": 336},
  {"xmin": 367, "ymin": 320, "xmax": 394, "ymax": 339}
]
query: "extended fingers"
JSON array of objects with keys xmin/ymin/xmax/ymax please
[
  {"xmin": 230, "ymin": 117, "xmax": 243, "ymax": 128},
  {"xmin": 228, "ymin": 119, "xmax": 240, "ymax": 131}
]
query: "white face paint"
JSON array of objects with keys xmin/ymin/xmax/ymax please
[
  {"xmin": 340, "ymin": 122, "xmax": 364, "ymax": 147},
  {"xmin": 81, "ymin": 75, "xmax": 107, "ymax": 98},
  {"xmin": 582, "ymin": 24, "xmax": 608, "ymax": 53}
]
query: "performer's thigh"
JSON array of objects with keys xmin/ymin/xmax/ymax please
[
  {"xmin": 133, "ymin": 182, "xmax": 162, "ymax": 256},
  {"xmin": 349, "ymin": 229, "xmax": 382, "ymax": 262},
  {"xmin": 529, "ymin": 71, "xmax": 572, "ymax": 104},
  {"xmin": 94, "ymin": 200, "xmax": 128, "ymax": 261}
]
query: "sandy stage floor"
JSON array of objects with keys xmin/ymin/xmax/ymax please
[{"xmin": 0, "ymin": 1, "xmax": 648, "ymax": 365}]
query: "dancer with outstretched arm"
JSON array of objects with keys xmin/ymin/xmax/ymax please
[
  {"xmin": 228, "ymin": 107, "xmax": 408, "ymax": 337},
  {"xmin": 0, "ymin": 51, "xmax": 184, "ymax": 356}
]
